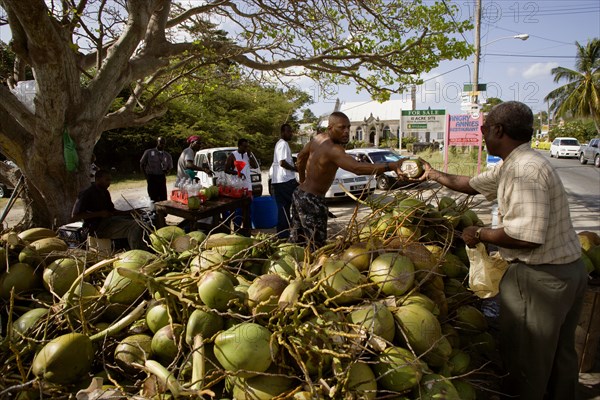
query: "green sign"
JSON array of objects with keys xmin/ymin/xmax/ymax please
[
  {"xmin": 401, "ymin": 109, "xmax": 446, "ymax": 116},
  {"xmin": 401, "ymin": 109, "xmax": 447, "ymax": 133},
  {"xmin": 463, "ymin": 83, "xmax": 487, "ymax": 92}
]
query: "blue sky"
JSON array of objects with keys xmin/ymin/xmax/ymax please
[
  {"xmin": 2, "ymin": 1, "xmax": 598, "ymax": 122},
  {"xmin": 304, "ymin": 0, "xmax": 600, "ymax": 119}
]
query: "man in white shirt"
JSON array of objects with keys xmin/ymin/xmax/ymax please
[
  {"xmin": 224, "ymin": 138, "xmax": 258, "ymax": 194},
  {"xmin": 271, "ymin": 124, "xmax": 298, "ymax": 238}
]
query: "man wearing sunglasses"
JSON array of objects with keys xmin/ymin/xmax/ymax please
[{"xmin": 414, "ymin": 101, "xmax": 585, "ymax": 400}]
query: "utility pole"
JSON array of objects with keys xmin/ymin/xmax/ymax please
[{"xmin": 472, "ymin": 0, "xmax": 482, "ymax": 106}]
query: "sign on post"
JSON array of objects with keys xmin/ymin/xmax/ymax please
[
  {"xmin": 443, "ymin": 114, "xmax": 484, "ymax": 173},
  {"xmin": 401, "ymin": 109, "xmax": 446, "ymax": 136}
]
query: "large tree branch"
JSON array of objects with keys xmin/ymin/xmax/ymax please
[{"xmin": 100, "ymin": 106, "xmax": 168, "ymax": 132}]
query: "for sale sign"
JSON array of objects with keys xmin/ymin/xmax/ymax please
[
  {"xmin": 401, "ymin": 109, "xmax": 446, "ymax": 134},
  {"xmin": 445, "ymin": 114, "xmax": 483, "ymax": 147}
]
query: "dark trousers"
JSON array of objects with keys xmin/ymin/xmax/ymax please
[
  {"xmin": 499, "ymin": 258, "xmax": 587, "ymax": 400},
  {"xmin": 146, "ymin": 174, "xmax": 167, "ymax": 202},
  {"xmin": 272, "ymin": 179, "xmax": 298, "ymax": 239}
]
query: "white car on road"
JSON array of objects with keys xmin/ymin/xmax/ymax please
[{"xmin": 550, "ymin": 137, "xmax": 581, "ymax": 159}]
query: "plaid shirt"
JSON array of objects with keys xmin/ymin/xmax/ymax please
[{"xmin": 470, "ymin": 143, "xmax": 581, "ymax": 265}]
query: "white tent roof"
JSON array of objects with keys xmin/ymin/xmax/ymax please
[{"xmin": 339, "ymin": 99, "xmax": 413, "ymax": 122}]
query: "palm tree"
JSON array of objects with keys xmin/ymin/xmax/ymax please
[{"xmin": 545, "ymin": 39, "xmax": 600, "ymax": 134}]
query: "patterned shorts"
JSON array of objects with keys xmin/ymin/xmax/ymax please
[{"xmin": 290, "ymin": 188, "xmax": 328, "ymax": 249}]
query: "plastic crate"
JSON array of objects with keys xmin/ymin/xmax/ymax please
[
  {"xmin": 170, "ymin": 189, "xmax": 188, "ymax": 204},
  {"xmin": 57, "ymin": 222, "xmax": 88, "ymax": 246}
]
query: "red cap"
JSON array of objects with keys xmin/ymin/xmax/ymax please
[{"xmin": 187, "ymin": 135, "xmax": 200, "ymax": 144}]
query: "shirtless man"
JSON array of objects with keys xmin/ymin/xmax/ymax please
[{"xmin": 291, "ymin": 111, "xmax": 408, "ymax": 249}]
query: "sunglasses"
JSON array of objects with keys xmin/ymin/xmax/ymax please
[{"xmin": 480, "ymin": 123, "xmax": 501, "ymax": 135}]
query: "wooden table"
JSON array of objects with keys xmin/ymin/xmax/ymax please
[{"xmin": 154, "ymin": 197, "xmax": 252, "ymax": 236}]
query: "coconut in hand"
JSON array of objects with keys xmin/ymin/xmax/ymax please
[{"xmin": 400, "ymin": 159, "xmax": 424, "ymax": 179}]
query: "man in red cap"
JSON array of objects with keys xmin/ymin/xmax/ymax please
[{"xmin": 175, "ymin": 135, "xmax": 211, "ymax": 187}]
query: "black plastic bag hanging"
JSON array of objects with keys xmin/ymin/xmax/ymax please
[{"xmin": 63, "ymin": 126, "xmax": 79, "ymax": 172}]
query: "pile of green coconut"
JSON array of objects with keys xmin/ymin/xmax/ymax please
[{"xmin": 3, "ymin": 189, "xmax": 588, "ymax": 399}]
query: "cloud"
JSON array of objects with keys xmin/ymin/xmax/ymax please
[
  {"xmin": 522, "ymin": 62, "xmax": 559, "ymax": 79},
  {"xmin": 507, "ymin": 66, "xmax": 518, "ymax": 77}
]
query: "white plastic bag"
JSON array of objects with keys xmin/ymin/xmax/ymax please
[{"xmin": 466, "ymin": 243, "xmax": 509, "ymax": 299}]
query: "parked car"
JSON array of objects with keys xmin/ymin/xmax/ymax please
[
  {"xmin": 579, "ymin": 138, "xmax": 600, "ymax": 167},
  {"xmin": 550, "ymin": 137, "xmax": 581, "ymax": 159},
  {"xmin": 268, "ymin": 153, "xmax": 376, "ymax": 199},
  {"xmin": 194, "ymin": 147, "xmax": 263, "ymax": 197},
  {"xmin": 346, "ymin": 148, "xmax": 407, "ymax": 190}
]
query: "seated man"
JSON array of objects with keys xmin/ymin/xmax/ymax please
[{"xmin": 72, "ymin": 169, "xmax": 147, "ymax": 250}]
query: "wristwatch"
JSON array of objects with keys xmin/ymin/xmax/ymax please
[{"xmin": 475, "ymin": 227, "xmax": 484, "ymax": 240}]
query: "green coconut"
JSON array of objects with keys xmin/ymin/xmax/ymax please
[
  {"xmin": 393, "ymin": 304, "xmax": 447, "ymax": 360},
  {"xmin": 350, "ymin": 301, "xmax": 395, "ymax": 342},
  {"xmin": 437, "ymin": 196, "xmax": 457, "ymax": 212},
  {"xmin": 393, "ymin": 197, "xmax": 427, "ymax": 224},
  {"xmin": 12, "ymin": 307, "xmax": 49, "ymax": 337},
  {"xmin": 32, "ymin": 333, "xmax": 94, "ymax": 384},
  {"xmin": 340, "ymin": 242, "xmax": 374, "ymax": 272},
  {"xmin": 441, "ymin": 323, "xmax": 461, "ymax": 349},
  {"xmin": 191, "ymin": 249, "xmax": 225, "ymax": 274},
  {"xmin": 277, "ymin": 243, "xmax": 306, "ymax": 262},
  {"xmin": 441, "ymin": 253, "xmax": 468, "ymax": 279},
  {"xmin": 207, "ymin": 233, "xmax": 254, "ymax": 260},
  {"xmin": 102, "ymin": 268, "xmax": 147, "ymax": 304},
  {"xmin": 582, "ymin": 252, "xmax": 595, "ymax": 274},
  {"xmin": 149, "ymin": 225, "xmax": 186, "ymax": 252},
  {"xmin": 43, "ymin": 258, "xmax": 84, "ymax": 297},
  {"xmin": 232, "ymin": 374, "xmax": 294, "ymax": 400},
  {"xmin": 416, "ymin": 373, "xmax": 460, "ymax": 400},
  {"xmin": 146, "ymin": 302, "xmax": 170, "ymax": 334},
  {"xmin": 452, "ymin": 379, "xmax": 477, "ymax": 400},
  {"xmin": 267, "ymin": 252, "xmax": 296, "ymax": 278},
  {"xmin": 113, "ymin": 249, "xmax": 157, "ymax": 270},
  {"xmin": 197, "ymin": 270, "xmax": 238, "ymax": 311},
  {"xmin": 400, "ymin": 242, "xmax": 438, "ymax": 272},
  {"xmin": 151, "ymin": 323, "xmax": 183, "ymax": 365},
  {"xmin": 346, "ymin": 362, "xmax": 377, "ymax": 399},
  {"xmin": 400, "ymin": 159, "xmax": 424, "ymax": 179},
  {"xmin": 399, "ymin": 293, "xmax": 439, "ymax": 316},
  {"xmin": 465, "ymin": 331, "xmax": 496, "ymax": 356},
  {"xmin": 0, "ymin": 262, "xmax": 42, "ymax": 299},
  {"xmin": 454, "ymin": 305, "xmax": 488, "ymax": 334},
  {"xmin": 447, "ymin": 349, "xmax": 471, "ymax": 376},
  {"xmin": 185, "ymin": 309, "xmax": 224, "ymax": 345},
  {"xmin": 373, "ymin": 346, "xmax": 423, "ymax": 392},
  {"xmin": 114, "ymin": 334, "xmax": 153, "ymax": 373},
  {"xmin": 214, "ymin": 322, "xmax": 276, "ymax": 377},
  {"xmin": 321, "ymin": 259, "xmax": 363, "ymax": 304},
  {"xmin": 588, "ymin": 245, "xmax": 600, "ymax": 272},
  {"xmin": 247, "ymin": 274, "xmax": 288, "ymax": 315},
  {"xmin": 62, "ymin": 282, "xmax": 101, "ymax": 321},
  {"xmin": 369, "ymin": 253, "xmax": 415, "ymax": 296}
]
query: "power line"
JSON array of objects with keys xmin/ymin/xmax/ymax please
[
  {"xmin": 485, "ymin": 53, "xmax": 577, "ymax": 58},
  {"xmin": 441, "ymin": 0, "xmax": 471, "ymax": 45}
]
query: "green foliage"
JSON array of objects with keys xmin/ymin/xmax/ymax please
[
  {"xmin": 545, "ymin": 38, "xmax": 600, "ymax": 134},
  {"xmin": 481, "ymin": 97, "xmax": 503, "ymax": 114},
  {"xmin": 549, "ymin": 119, "xmax": 598, "ymax": 143},
  {"xmin": 94, "ymin": 83, "xmax": 309, "ymax": 172}
]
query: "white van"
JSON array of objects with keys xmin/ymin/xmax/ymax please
[
  {"xmin": 550, "ymin": 137, "xmax": 580, "ymax": 159},
  {"xmin": 194, "ymin": 147, "xmax": 263, "ymax": 197}
]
